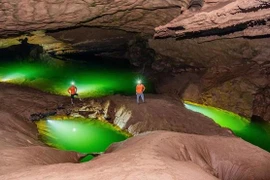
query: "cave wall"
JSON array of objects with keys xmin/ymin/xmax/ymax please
[
  {"xmin": 0, "ymin": 0, "xmax": 269, "ymax": 121},
  {"xmin": 149, "ymin": 0, "xmax": 270, "ymax": 121},
  {"xmin": 149, "ymin": 37, "xmax": 270, "ymax": 121}
]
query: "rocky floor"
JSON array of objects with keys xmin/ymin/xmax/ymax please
[{"xmin": 0, "ymin": 82, "xmax": 270, "ymax": 180}]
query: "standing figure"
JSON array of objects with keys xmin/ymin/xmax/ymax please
[
  {"xmin": 136, "ymin": 80, "xmax": 146, "ymax": 104},
  {"xmin": 68, "ymin": 82, "xmax": 81, "ymax": 105}
]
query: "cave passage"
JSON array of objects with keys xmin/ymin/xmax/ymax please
[
  {"xmin": 36, "ymin": 117, "xmax": 131, "ymax": 162},
  {"xmin": 0, "ymin": 58, "xmax": 153, "ymax": 97},
  {"xmin": 184, "ymin": 101, "xmax": 270, "ymax": 152}
]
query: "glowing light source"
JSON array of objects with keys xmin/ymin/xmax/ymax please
[
  {"xmin": 1, "ymin": 73, "xmax": 25, "ymax": 82},
  {"xmin": 47, "ymin": 120, "xmax": 52, "ymax": 123},
  {"xmin": 137, "ymin": 80, "xmax": 141, "ymax": 84},
  {"xmin": 1, "ymin": 77, "xmax": 11, "ymax": 82},
  {"xmin": 72, "ymin": 128, "xmax": 77, "ymax": 132},
  {"xmin": 71, "ymin": 81, "xmax": 75, "ymax": 85}
]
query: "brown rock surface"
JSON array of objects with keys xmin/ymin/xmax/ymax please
[
  {"xmin": 0, "ymin": 0, "xmax": 189, "ymax": 37},
  {"xmin": 108, "ymin": 95, "xmax": 231, "ymax": 136},
  {"xmin": 0, "ymin": 83, "xmax": 270, "ymax": 179},
  {"xmin": 0, "ymin": 83, "xmax": 82, "ymax": 175},
  {"xmin": 155, "ymin": 0, "xmax": 270, "ymax": 38},
  {"xmin": 0, "ymin": 4, "xmax": 269, "ymax": 179},
  {"xmin": 1, "ymin": 131, "xmax": 270, "ymax": 180},
  {"xmin": 253, "ymin": 87, "xmax": 270, "ymax": 121},
  {"xmin": 149, "ymin": 37, "xmax": 270, "ymax": 121},
  {"xmin": 1, "ymin": 0, "xmax": 269, "ymax": 38}
]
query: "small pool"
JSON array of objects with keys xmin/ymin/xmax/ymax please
[
  {"xmin": 36, "ymin": 117, "xmax": 132, "ymax": 162},
  {"xmin": 184, "ymin": 101, "xmax": 270, "ymax": 152}
]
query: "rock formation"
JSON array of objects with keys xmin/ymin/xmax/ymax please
[
  {"xmin": 1, "ymin": 0, "xmax": 269, "ymax": 121},
  {"xmin": 0, "ymin": 0, "xmax": 189, "ymax": 36},
  {"xmin": 151, "ymin": 0, "xmax": 270, "ymax": 121},
  {"xmin": 155, "ymin": 0, "xmax": 270, "ymax": 38},
  {"xmin": 1, "ymin": 83, "xmax": 270, "ymax": 180},
  {"xmin": 0, "ymin": 0, "xmax": 270, "ymax": 179}
]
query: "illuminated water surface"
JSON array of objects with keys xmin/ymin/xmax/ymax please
[
  {"xmin": 0, "ymin": 59, "xmax": 153, "ymax": 97},
  {"xmin": 36, "ymin": 117, "xmax": 131, "ymax": 162},
  {"xmin": 184, "ymin": 101, "xmax": 270, "ymax": 152},
  {"xmin": 0, "ymin": 58, "xmax": 149, "ymax": 161}
]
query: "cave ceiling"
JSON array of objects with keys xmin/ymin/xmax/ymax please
[
  {"xmin": 0, "ymin": 0, "xmax": 269, "ymax": 38},
  {"xmin": 0, "ymin": 0, "xmax": 269, "ymax": 56},
  {"xmin": 0, "ymin": 0, "xmax": 187, "ymax": 37},
  {"xmin": 0, "ymin": 0, "xmax": 188, "ymax": 58}
]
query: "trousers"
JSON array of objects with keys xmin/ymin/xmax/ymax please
[{"xmin": 136, "ymin": 93, "xmax": 144, "ymax": 103}]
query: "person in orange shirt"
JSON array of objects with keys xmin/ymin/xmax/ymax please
[
  {"xmin": 136, "ymin": 80, "xmax": 146, "ymax": 104},
  {"xmin": 68, "ymin": 82, "xmax": 81, "ymax": 105}
]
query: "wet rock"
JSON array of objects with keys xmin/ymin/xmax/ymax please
[
  {"xmin": 88, "ymin": 111, "xmax": 98, "ymax": 119},
  {"xmin": 64, "ymin": 99, "xmax": 117, "ymax": 122},
  {"xmin": 114, "ymin": 106, "xmax": 132, "ymax": 129},
  {"xmin": 70, "ymin": 112, "xmax": 84, "ymax": 118},
  {"xmin": 30, "ymin": 111, "xmax": 56, "ymax": 121}
]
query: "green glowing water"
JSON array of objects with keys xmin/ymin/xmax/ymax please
[
  {"xmin": 36, "ymin": 117, "xmax": 131, "ymax": 162},
  {"xmin": 0, "ymin": 59, "xmax": 153, "ymax": 97},
  {"xmin": 184, "ymin": 101, "xmax": 270, "ymax": 152}
]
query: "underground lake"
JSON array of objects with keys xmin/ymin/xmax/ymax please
[
  {"xmin": 0, "ymin": 58, "xmax": 153, "ymax": 98},
  {"xmin": 184, "ymin": 101, "xmax": 270, "ymax": 152},
  {"xmin": 1, "ymin": 58, "xmax": 270, "ymax": 160}
]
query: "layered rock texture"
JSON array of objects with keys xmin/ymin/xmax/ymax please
[
  {"xmin": 150, "ymin": 37, "xmax": 270, "ymax": 121},
  {"xmin": 1, "ymin": 0, "xmax": 269, "ymax": 37},
  {"xmin": 155, "ymin": 0, "xmax": 270, "ymax": 38},
  {"xmin": 2, "ymin": 131, "xmax": 270, "ymax": 180},
  {"xmin": 151, "ymin": 0, "xmax": 270, "ymax": 121},
  {"xmin": 0, "ymin": 0, "xmax": 269, "ymax": 121},
  {"xmin": 0, "ymin": 0, "xmax": 188, "ymax": 36},
  {"xmin": 1, "ymin": 83, "xmax": 270, "ymax": 180},
  {"xmin": 0, "ymin": 1, "xmax": 270, "ymax": 179}
]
